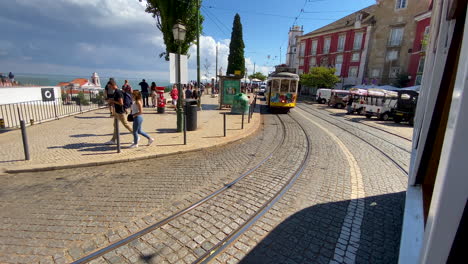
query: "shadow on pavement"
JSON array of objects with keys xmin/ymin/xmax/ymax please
[
  {"xmin": 240, "ymin": 192, "xmax": 405, "ymax": 264},
  {"xmin": 74, "ymin": 116, "xmax": 109, "ymax": 119},
  {"xmin": 156, "ymin": 128, "xmax": 177, "ymax": 133},
  {"xmin": 48, "ymin": 142, "xmax": 124, "ymax": 152},
  {"xmin": 70, "ymin": 133, "xmax": 113, "ymax": 138}
]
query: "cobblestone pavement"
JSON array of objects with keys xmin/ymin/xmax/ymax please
[
  {"xmin": 0, "ymin": 110, "xmax": 279, "ymax": 263},
  {"xmin": 213, "ymin": 104, "xmax": 408, "ymax": 264},
  {"xmin": 0, "ymin": 102, "xmax": 409, "ymax": 264},
  {"xmin": 0, "ymin": 94, "xmax": 259, "ymax": 172},
  {"xmin": 74, "ymin": 113, "xmax": 309, "ymax": 264}
]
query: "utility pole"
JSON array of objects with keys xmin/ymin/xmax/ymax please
[
  {"xmin": 197, "ymin": 0, "xmax": 201, "ymax": 109},
  {"xmin": 253, "ymin": 62, "xmax": 256, "ymax": 74},
  {"xmin": 215, "ymin": 43, "xmax": 218, "ymax": 87}
]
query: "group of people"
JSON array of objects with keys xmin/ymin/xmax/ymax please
[
  {"xmin": 104, "ymin": 78, "xmax": 153, "ymax": 149},
  {"xmin": 168, "ymin": 83, "xmax": 205, "ymax": 108},
  {"xmin": 0, "ymin": 72, "xmax": 15, "ymax": 87}
]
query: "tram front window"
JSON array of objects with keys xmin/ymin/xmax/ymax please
[
  {"xmin": 290, "ymin": 80, "xmax": 297, "ymax": 93},
  {"xmin": 272, "ymin": 80, "xmax": 280, "ymax": 93},
  {"xmin": 280, "ymin": 79, "xmax": 289, "ymax": 93}
]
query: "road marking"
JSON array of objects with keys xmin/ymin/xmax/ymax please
[{"xmin": 294, "ymin": 109, "xmax": 365, "ymax": 264}]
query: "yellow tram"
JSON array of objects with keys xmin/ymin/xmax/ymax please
[{"xmin": 265, "ymin": 71, "xmax": 299, "ymax": 113}]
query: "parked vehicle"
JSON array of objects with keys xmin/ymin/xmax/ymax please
[
  {"xmin": 316, "ymin": 88, "xmax": 332, "ymax": 104},
  {"xmin": 328, "ymin": 90, "xmax": 350, "ymax": 108},
  {"xmin": 393, "ymin": 90, "xmax": 419, "ymax": 126},
  {"xmin": 349, "ymin": 88, "xmax": 368, "ymax": 114},
  {"xmin": 362, "ymin": 89, "xmax": 398, "ymax": 121},
  {"xmin": 258, "ymin": 84, "xmax": 266, "ymax": 95}
]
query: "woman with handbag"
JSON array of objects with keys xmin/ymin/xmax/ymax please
[{"xmin": 129, "ymin": 90, "xmax": 154, "ymax": 148}]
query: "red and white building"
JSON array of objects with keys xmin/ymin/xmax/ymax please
[
  {"xmin": 407, "ymin": 8, "xmax": 432, "ymax": 86},
  {"xmin": 294, "ymin": 6, "xmax": 376, "ymax": 89}
]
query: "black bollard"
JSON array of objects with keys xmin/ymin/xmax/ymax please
[
  {"xmin": 223, "ymin": 113, "xmax": 226, "ymax": 137},
  {"xmin": 241, "ymin": 112, "xmax": 245, "ymax": 129},
  {"xmin": 115, "ymin": 118, "xmax": 121, "ymax": 153},
  {"xmin": 248, "ymin": 105, "xmax": 251, "ymax": 124},
  {"xmin": 20, "ymin": 120, "xmax": 30, "ymax": 160},
  {"xmin": 184, "ymin": 112, "xmax": 187, "ymax": 145}
]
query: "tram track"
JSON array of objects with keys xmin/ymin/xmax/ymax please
[
  {"xmin": 296, "ymin": 105, "xmax": 409, "ymax": 175},
  {"xmin": 299, "ymin": 104, "xmax": 411, "ymax": 154},
  {"xmin": 70, "ymin": 113, "xmax": 311, "ymax": 264}
]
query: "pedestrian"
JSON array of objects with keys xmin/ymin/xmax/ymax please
[
  {"xmin": 346, "ymin": 95, "xmax": 354, "ymax": 114},
  {"xmin": 170, "ymin": 84, "xmax": 178, "ymax": 108},
  {"xmin": 150, "ymin": 82, "xmax": 157, "ymax": 107},
  {"xmin": 192, "ymin": 88, "xmax": 199, "ymax": 100},
  {"xmin": 129, "ymin": 90, "xmax": 154, "ymax": 148},
  {"xmin": 200, "ymin": 84, "xmax": 205, "ymax": 96},
  {"xmin": 122, "ymin": 80, "xmax": 133, "ymax": 113},
  {"xmin": 122, "ymin": 79, "xmax": 132, "ymax": 92},
  {"xmin": 139, "ymin": 79, "xmax": 150, "ymax": 107},
  {"xmin": 8, "ymin": 72, "xmax": 14, "ymax": 83},
  {"xmin": 105, "ymin": 79, "xmax": 133, "ymax": 145},
  {"xmin": 105, "ymin": 79, "xmax": 115, "ymax": 117},
  {"xmin": 185, "ymin": 86, "xmax": 193, "ymax": 100}
]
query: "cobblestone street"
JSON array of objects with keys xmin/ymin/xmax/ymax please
[{"xmin": 0, "ymin": 102, "xmax": 411, "ymax": 264}]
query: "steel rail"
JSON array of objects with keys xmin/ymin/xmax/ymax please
[
  {"xmin": 296, "ymin": 105, "xmax": 409, "ymax": 175},
  {"xmin": 194, "ymin": 113, "xmax": 311, "ymax": 264},
  {"xmin": 71, "ymin": 114, "xmax": 287, "ymax": 264},
  {"xmin": 299, "ymin": 104, "xmax": 412, "ymax": 154}
]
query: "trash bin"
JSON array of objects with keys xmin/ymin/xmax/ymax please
[
  {"xmin": 184, "ymin": 99, "xmax": 198, "ymax": 131},
  {"xmin": 231, "ymin": 93, "xmax": 250, "ymax": 115}
]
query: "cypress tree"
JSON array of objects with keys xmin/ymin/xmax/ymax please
[{"xmin": 226, "ymin": 14, "xmax": 245, "ymax": 76}]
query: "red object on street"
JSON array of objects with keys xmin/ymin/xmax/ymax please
[{"xmin": 156, "ymin": 86, "xmax": 166, "ymax": 107}]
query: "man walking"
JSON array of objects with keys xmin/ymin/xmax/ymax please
[
  {"xmin": 139, "ymin": 79, "xmax": 150, "ymax": 107},
  {"xmin": 106, "ymin": 79, "xmax": 133, "ymax": 145}
]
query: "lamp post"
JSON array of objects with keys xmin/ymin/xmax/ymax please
[{"xmin": 173, "ymin": 22, "xmax": 186, "ymax": 132}]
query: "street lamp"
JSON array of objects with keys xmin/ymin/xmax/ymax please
[{"xmin": 173, "ymin": 22, "xmax": 186, "ymax": 132}]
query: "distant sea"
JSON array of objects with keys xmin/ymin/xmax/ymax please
[{"xmin": 13, "ymin": 73, "xmax": 171, "ymax": 89}]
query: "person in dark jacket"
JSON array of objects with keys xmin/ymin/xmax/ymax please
[{"xmin": 139, "ymin": 79, "xmax": 150, "ymax": 107}]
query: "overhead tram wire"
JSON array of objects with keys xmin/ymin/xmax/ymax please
[
  {"xmin": 201, "ymin": 6, "xmax": 229, "ymax": 37},
  {"xmin": 201, "ymin": 6, "xmax": 231, "ymax": 34}
]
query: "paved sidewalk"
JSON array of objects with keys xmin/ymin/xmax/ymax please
[{"xmin": 0, "ymin": 94, "xmax": 260, "ymax": 173}]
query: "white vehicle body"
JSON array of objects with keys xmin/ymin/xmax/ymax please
[
  {"xmin": 362, "ymin": 89, "xmax": 398, "ymax": 120},
  {"xmin": 316, "ymin": 88, "xmax": 332, "ymax": 104}
]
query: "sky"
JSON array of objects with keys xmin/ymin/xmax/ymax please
[{"xmin": 0, "ymin": 0, "xmax": 375, "ymax": 82}]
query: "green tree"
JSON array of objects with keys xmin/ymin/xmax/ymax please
[
  {"xmin": 145, "ymin": 0, "xmax": 204, "ymax": 60},
  {"xmin": 248, "ymin": 72, "xmax": 267, "ymax": 81},
  {"xmin": 300, "ymin": 67, "xmax": 340, "ymax": 88},
  {"xmin": 226, "ymin": 14, "xmax": 245, "ymax": 76}
]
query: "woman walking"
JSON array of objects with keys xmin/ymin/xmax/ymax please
[
  {"xmin": 129, "ymin": 90, "xmax": 154, "ymax": 148},
  {"xmin": 150, "ymin": 82, "xmax": 157, "ymax": 107}
]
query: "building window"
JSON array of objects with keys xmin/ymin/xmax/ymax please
[
  {"xmin": 335, "ymin": 55, "xmax": 343, "ymax": 76},
  {"xmin": 396, "ymin": 0, "xmax": 407, "ymax": 9},
  {"xmin": 371, "ymin": 69, "xmax": 381, "ymax": 78},
  {"xmin": 324, "ymin": 37, "xmax": 331, "ymax": 54},
  {"xmin": 299, "ymin": 42, "xmax": 305, "ymax": 57},
  {"xmin": 417, "ymin": 57, "xmax": 425, "ymax": 73},
  {"xmin": 299, "ymin": 58, "xmax": 304, "ymax": 66},
  {"xmin": 353, "ymin": 32, "xmax": 363, "ymax": 50},
  {"xmin": 351, "ymin": 52, "xmax": 360, "ymax": 62},
  {"xmin": 337, "ymin": 35, "xmax": 346, "ymax": 52},
  {"xmin": 298, "ymin": 69, "xmax": 304, "ymax": 75},
  {"xmin": 311, "ymin": 40, "xmax": 318, "ymax": 55},
  {"xmin": 310, "ymin": 57, "xmax": 317, "ymax": 67},
  {"xmin": 389, "ymin": 67, "xmax": 400, "ymax": 78},
  {"xmin": 293, "ymin": 47, "xmax": 296, "ymax": 53},
  {"xmin": 388, "ymin": 27, "xmax": 404, "ymax": 46},
  {"xmin": 415, "ymin": 74, "xmax": 422, "ymax": 85},
  {"xmin": 386, "ymin": 50, "xmax": 399, "ymax": 61},
  {"xmin": 348, "ymin": 66, "xmax": 358, "ymax": 77}
]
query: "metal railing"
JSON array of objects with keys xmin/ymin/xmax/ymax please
[{"xmin": 0, "ymin": 88, "xmax": 107, "ymax": 129}]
